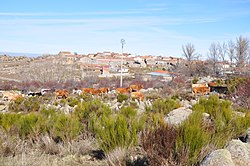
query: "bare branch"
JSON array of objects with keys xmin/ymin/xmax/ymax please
[
  {"xmin": 182, "ymin": 43, "xmax": 196, "ymax": 62},
  {"xmin": 227, "ymin": 40, "xmax": 235, "ymax": 64},
  {"xmin": 235, "ymin": 36, "xmax": 249, "ymax": 67},
  {"xmin": 208, "ymin": 42, "xmax": 220, "ymax": 75},
  {"xmin": 218, "ymin": 42, "xmax": 227, "ymax": 62}
]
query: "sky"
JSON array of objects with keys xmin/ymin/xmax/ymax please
[{"xmin": 0, "ymin": 0, "xmax": 250, "ymax": 58}]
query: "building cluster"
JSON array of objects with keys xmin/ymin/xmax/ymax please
[
  {"xmin": 53, "ymin": 51, "xmax": 183, "ymax": 79},
  {"xmin": 1, "ymin": 50, "xmax": 249, "ymax": 83}
]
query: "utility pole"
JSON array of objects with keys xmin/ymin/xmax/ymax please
[{"xmin": 120, "ymin": 39, "xmax": 125, "ymax": 87}]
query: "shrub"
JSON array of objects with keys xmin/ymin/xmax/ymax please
[
  {"xmin": 215, "ymin": 79, "xmax": 223, "ymax": 86},
  {"xmin": 50, "ymin": 113, "xmax": 81, "ymax": 142},
  {"xmin": 8, "ymin": 98, "xmax": 24, "ymax": 112},
  {"xmin": 59, "ymin": 99, "xmax": 67, "ymax": 105},
  {"xmin": 233, "ymin": 78, "xmax": 250, "ymax": 109},
  {"xmin": 193, "ymin": 95, "xmax": 232, "ymax": 132},
  {"xmin": 92, "ymin": 107, "xmax": 145, "ymax": 153},
  {"xmin": 8, "ymin": 97, "xmax": 41, "ymax": 113},
  {"xmin": 145, "ymin": 94, "xmax": 160, "ymax": 100},
  {"xmin": 151, "ymin": 97, "xmax": 180, "ymax": 115},
  {"xmin": 23, "ymin": 97, "xmax": 40, "ymax": 112},
  {"xmin": 129, "ymin": 101, "xmax": 139, "ymax": 109},
  {"xmin": 143, "ymin": 112, "xmax": 165, "ymax": 129},
  {"xmin": 0, "ymin": 113, "xmax": 21, "ymax": 133},
  {"xmin": 226, "ymin": 76, "xmax": 247, "ymax": 93},
  {"xmin": 18, "ymin": 112, "xmax": 43, "ymax": 139},
  {"xmin": 141, "ymin": 125, "xmax": 178, "ymax": 166},
  {"xmin": 120, "ymin": 106, "xmax": 137, "ymax": 118},
  {"xmin": 79, "ymin": 93, "xmax": 93, "ymax": 101},
  {"xmin": 117, "ymin": 93, "xmax": 129, "ymax": 103},
  {"xmin": 176, "ymin": 111, "xmax": 210, "ymax": 165},
  {"xmin": 175, "ymin": 95, "xmax": 250, "ymax": 165},
  {"xmin": 39, "ymin": 108, "xmax": 56, "ymax": 118},
  {"xmin": 74, "ymin": 100, "xmax": 111, "ymax": 122},
  {"xmin": 67, "ymin": 97, "xmax": 80, "ymax": 107},
  {"xmin": 192, "ymin": 77, "xmax": 199, "ymax": 84},
  {"xmin": 171, "ymin": 93, "xmax": 180, "ymax": 100}
]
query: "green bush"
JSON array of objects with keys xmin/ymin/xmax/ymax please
[
  {"xmin": 92, "ymin": 107, "xmax": 145, "ymax": 152},
  {"xmin": 18, "ymin": 112, "xmax": 43, "ymax": 139},
  {"xmin": 120, "ymin": 106, "xmax": 137, "ymax": 118},
  {"xmin": 80, "ymin": 93, "xmax": 93, "ymax": 101},
  {"xmin": 74, "ymin": 100, "xmax": 111, "ymax": 120},
  {"xmin": 215, "ymin": 79, "xmax": 223, "ymax": 86},
  {"xmin": 145, "ymin": 94, "xmax": 160, "ymax": 100},
  {"xmin": 8, "ymin": 97, "xmax": 41, "ymax": 112},
  {"xmin": 39, "ymin": 108, "xmax": 56, "ymax": 118},
  {"xmin": 23, "ymin": 97, "xmax": 40, "ymax": 112},
  {"xmin": 192, "ymin": 77, "xmax": 199, "ymax": 84},
  {"xmin": 193, "ymin": 95, "xmax": 232, "ymax": 129},
  {"xmin": 171, "ymin": 93, "xmax": 180, "ymax": 100},
  {"xmin": 67, "ymin": 97, "xmax": 80, "ymax": 107},
  {"xmin": 129, "ymin": 101, "xmax": 139, "ymax": 109},
  {"xmin": 226, "ymin": 76, "xmax": 247, "ymax": 93},
  {"xmin": 176, "ymin": 111, "xmax": 210, "ymax": 165},
  {"xmin": 175, "ymin": 95, "xmax": 250, "ymax": 165},
  {"xmin": 0, "ymin": 113, "xmax": 21, "ymax": 133},
  {"xmin": 50, "ymin": 113, "xmax": 81, "ymax": 142},
  {"xmin": 143, "ymin": 112, "xmax": 165, "ymax": 129},
  {"xmin": 117, "ymin": 93, "xmax": 128, "ymax": 103},
  {"xmin": 151, "ymin": 97, "xmax": 180, "ymax": 115},
  {"xmin": 59, "ymin": 99, "xmax": 67, "ymax": 105}
]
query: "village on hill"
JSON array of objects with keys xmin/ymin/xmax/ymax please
[{"xmin": 1, "ymin": 49, "xmax": 249, "ymax": 83}]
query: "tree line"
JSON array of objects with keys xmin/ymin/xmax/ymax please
[{"xmin": 182, "ymin": 35, "xmax": 250, "ymax": 75}]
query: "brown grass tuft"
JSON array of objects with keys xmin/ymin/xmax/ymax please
[{"xmin": 141, "ymin": 125, "xmax": 178, "ymax": 166}]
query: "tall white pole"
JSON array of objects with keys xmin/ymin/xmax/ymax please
[{"xmin": 120, "ymin": 39, "xmax": 125, "ymax": 87}]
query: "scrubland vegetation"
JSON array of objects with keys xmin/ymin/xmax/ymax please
[{"xmin": 0, "ymin": 77, "xmax": 250, "ymax": 166}]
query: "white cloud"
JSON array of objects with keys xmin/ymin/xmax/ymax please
[{"xmin": 0, "ymin": 7, "xmax": 168, "ymax": 17}]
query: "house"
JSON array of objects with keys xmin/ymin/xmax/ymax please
[
  {"xmin": 87, "ymin": 53, "xmax": 96, "ymax": 58},
  {"xmin": 147, "ymin": 70, "xmax": 177, "ymax": 77},
  {"xmin": 146, "ymin": 70, "xmax": 178, "ymax": 82},
  {"xmin": 80, "ymin": 64, "xmax": 109, "ymax": 77},
  {"xmin": 103, "ymin": 51, "xmax": 112, "ymax": 56},
  {"xmin": 58, "ymin": 51, "xmax": 72, "ymax": 56},
  {"xmin": 144, "ymin": 56, "xmax": 156, "ymax": 66},
  {"xmin": 216, "ymin": 61, "xmax": 230, "ymax": 70},
  {"xmin": 79, "ymin": 56, "xmax": 96, "ymax": 64},
  {"xmin": 65, "ymin": 55, "xmax": 79, "ymax": 64},
  {"xmin": 163, "ymin": 56, "xmax": 181, "ymax": 66}
]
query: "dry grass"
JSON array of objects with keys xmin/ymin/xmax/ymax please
[
  {"xmin": 0, "ymin": 153, "xmax": 108, "ymax": 166},
  {"xmin": 0, "ymin": 130, "xmax": 106, "ymax": 166},
  {"xmin": 106, "ymin": 147, "xmax": 127, "ymax": 166}
]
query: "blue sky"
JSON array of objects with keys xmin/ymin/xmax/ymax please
[{"xmin": 1, "ymin": 0, "xmax": 250, "ymax": 57}]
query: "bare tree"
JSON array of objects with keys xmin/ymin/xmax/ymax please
[
  {"xmin": 235, "ymin": 36, "xmax": 249, "ymax": 67},
  {"xmin": 227, "ymin": 40, "xmax": 235, "ymax": 65},
  {"xmin": 182, "ymin": 43, "xmax": 196, "ymax": 62},
  {"xmin": 248, "ymin": 49, "xmax": 250, "ymax": 64},
  {"xmin": 208, "ymin": 42, "xmax": 220, "ymax": 75},
  {"xmin": 182, "ymin": 43, "xmax": 197, "ymax": 76},
  {"xmin": 218, "ymin": 42, "xmax": 227, "ymax": 62}
]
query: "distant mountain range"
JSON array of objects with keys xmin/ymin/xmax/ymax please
[{"xmin": 0, "ymin": 52, "xmax": 41, "ymax": 57}]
